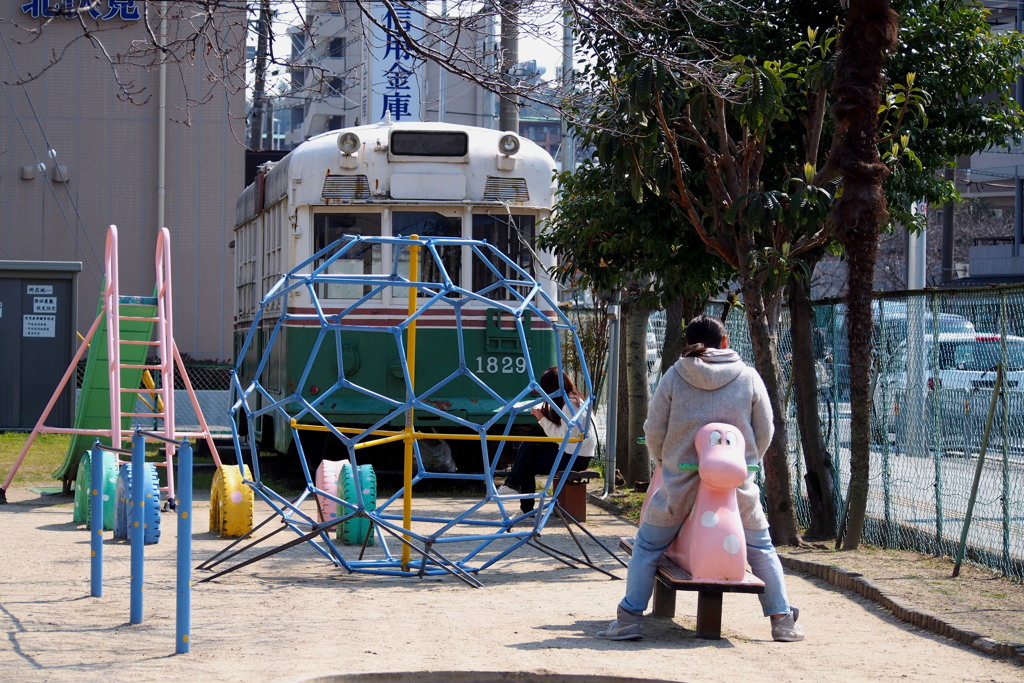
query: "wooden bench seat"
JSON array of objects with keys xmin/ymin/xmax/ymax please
[{"xmin": 619, "ymin": 536, "xmax": 765, "ymax": 639}]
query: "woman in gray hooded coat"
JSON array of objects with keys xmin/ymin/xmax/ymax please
[{"xmin": 597, "ymin": 315, "xmax": 804, "ymax": 642}]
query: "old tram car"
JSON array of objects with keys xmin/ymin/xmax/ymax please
[{"xmin": 233, "ymin": 121, "xmax": 561, "ymax": 469}]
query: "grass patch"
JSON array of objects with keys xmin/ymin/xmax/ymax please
[
  {"xmin": 0, "ymin": 432, "xmax": 71, "ymax": 484},
  {"xmin": 604, "ymin": 488, "xmax": 646, "ymax": 525}
]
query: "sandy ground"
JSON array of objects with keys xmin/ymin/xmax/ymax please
[{"xmin": 1, "ymin": 486, "xmax": 1022, "ymax": 683}]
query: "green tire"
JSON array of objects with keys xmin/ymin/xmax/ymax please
[
  {"xmin": 72, "ymin": 450, "xmax": 118, "ymax": 530},
  {"xmin": 337, "ymin": 462, "xmax": 376, "ymax": 546}
]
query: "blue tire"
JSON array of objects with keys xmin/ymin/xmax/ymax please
[{"xmin": 113, "ymin": 463, "xmax": 161, "ymax": 544}]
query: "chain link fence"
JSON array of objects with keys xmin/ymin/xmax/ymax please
[
  {"xmin": 646, "ymin": 287, "xmax": 1024, "ymax": 580},
  {"xmin": 75, "ymin": 359, "xmax": 234, "ymax": 431}
]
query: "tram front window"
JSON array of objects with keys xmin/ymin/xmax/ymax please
[
  {"xmin": 394, "ymin": 211, "xmax": 462, "ymax": 296},
  {"xmin": 472, "ymin": 214, "xmax": 536, "ymax": 300},
  {"xmin": 314, "ymin": 213, "xmax": 382, "ymax": 299}
]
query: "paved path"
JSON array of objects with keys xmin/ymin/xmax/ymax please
[{"xmin": 0, "ymin": 488, "xmax": 1021, "ymax": 682}]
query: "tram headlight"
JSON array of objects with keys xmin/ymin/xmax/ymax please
[
  {"xmin": 338, "ymin": 131, "xmax": 361, "ymax": 155},
  {"xmin": 498, "ymin": 133, "xmax": 520, "ymax": 156}
]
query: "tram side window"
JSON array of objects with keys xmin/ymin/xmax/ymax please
[
  {"xmin": 393, "ymin": 211, "xmax": 462, "ymax": 296},
  {"xmin": 314, "ymin": 213, "xmax": 382, "ymax": 299},
  {"xmin": 472, "ymin": 214, "xmax": 536, "ymax": 300}
]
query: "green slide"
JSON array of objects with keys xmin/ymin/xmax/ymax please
[{"xmin": 52, "ymin": 298, "xmax": 157, "ymax": 487}]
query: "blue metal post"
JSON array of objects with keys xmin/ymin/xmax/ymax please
[
  {"xmin": 130, "ymin": 431, "xmax": 145, "ymax": 624},
  {"xmin": 176, "ymin": 440, "xmax": 193, "ymax": 654},
  {"xmin": 89, "ymin": 443, "xmax": 104, "ymax": 598}
]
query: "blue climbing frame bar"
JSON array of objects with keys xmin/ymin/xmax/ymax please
[
  {"xmin": 135, "ymin": 429, "xmax": 194, "ymax": 653},
  {"xmin": 90, "ymin": 440, "xmax": 131, "ymax": 598},
  {"xmin": 175, "ymin": 439, "xmax": 193, "ymax": 653},
  {"xmin": 89, "ymin": 442, "xmax": 104, "ymax": 597},
  {"xmin": 130, "ymin": 431, "xmax": 145, "ymax": 624}
]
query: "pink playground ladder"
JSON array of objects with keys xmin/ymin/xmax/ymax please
[{"xmin": 1, "ymin": 225, "xmax": 222, "ymax": 504}]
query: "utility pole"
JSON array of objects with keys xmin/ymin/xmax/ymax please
[
  {"xmin": 1016, "ymin": 3, "xmax": 1024, "ymax": 251},
  {"xmin": 560, "ymin": 2, "xmax": 575, "ymax": 171},
  {"xmin": 248, "ymin": 0, "xmax": 272, "ymax": 150},
  {"xmin": 498, "ymin": 0, "xmax": 519, "ymax": 133},
  {"xmin": 941, "ymin": 167, "xmax": 955, "ymax": 283}
]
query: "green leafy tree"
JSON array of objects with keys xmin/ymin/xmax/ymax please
[
  {"xmin": 565, "ymin": 0, "xmax": 1024, "ymax": 545},
  {"xmin": 540, "ymin": 162, "xmax": 733, "ymax": 487},
  {"xmin": 573, "ymin": 5, "xmax": 840, "ymax": 543}
]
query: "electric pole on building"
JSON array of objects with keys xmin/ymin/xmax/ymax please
[{"xmin": 248, "ymin": 0, "xmax": 272, "ymax": 150}]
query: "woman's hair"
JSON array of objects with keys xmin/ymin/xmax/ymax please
[
  {"xmin": 538, "ymin": 366, "xmax": 582, "ymax": 427},
  {"xmin": 681, "ymin": 315, "xmax": 727, "ymax": 358}
]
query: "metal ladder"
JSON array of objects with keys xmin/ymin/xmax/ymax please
[{"xmin": 0, "ymin": 225, "xmax": 222, "ymax": 505}]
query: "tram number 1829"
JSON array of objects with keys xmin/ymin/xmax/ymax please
[{"xmin": 474, "ymin": 355, "xmax": 529, "ymax": 375}]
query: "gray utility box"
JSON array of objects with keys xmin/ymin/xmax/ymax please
[{"xmin": 0, "ymin": 261, "xmax": 82, "ymax": 430}]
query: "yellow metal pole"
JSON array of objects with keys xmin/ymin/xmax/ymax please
[{"xmin": 402, "ymin": 236, "xmax": 420, "ymax": 570}]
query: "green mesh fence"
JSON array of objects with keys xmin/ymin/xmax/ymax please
[{"xmin": 645, "ymin": 288, "xmax": 1024, "ymax": 580}]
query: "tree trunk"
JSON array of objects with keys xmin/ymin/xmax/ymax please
[
  {"xmin": 659, "ymin": 296, "xmax": 704, "ymax": 378},
  {"xmin": 788, "ymin": 269, "xmax": 837, "ymax": 539},
  {"xmin": 740, "ymin": 273, "xmax": 802, "ymax": 545},
  {"xmin": 829, "ymin": 0, "xmax": 899, "ymax": 550},
  {"xmin": 622, "ymin": 299, "xmax": 654, "ymax": 487}
]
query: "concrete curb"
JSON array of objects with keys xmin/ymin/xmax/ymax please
[{"xmin": 779, "ymin": 554, "xmax": 1024, "ymax": 666}]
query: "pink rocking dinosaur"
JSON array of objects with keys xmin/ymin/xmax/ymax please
[{"xmin": 642, "ymin": 422, "xmax": 751, "ymax": 582}]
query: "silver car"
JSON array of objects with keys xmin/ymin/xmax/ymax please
[{"xmin": 872, "ymin": 333, "xmax": 1024, "ymax": 453}]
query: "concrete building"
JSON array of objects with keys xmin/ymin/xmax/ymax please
[
  {"xmin": 948, "ymin": 1, "xmax": 1024, "ymax": 284},
  {"xmin": 273, "ymin": 2, "xmax": 572, "ymax": 164},
  {"xmin": 0, "ymin": 4, "xmax": 245, "ymax": 362}
]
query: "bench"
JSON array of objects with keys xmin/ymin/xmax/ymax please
[
  {"xmin": 553, "ymin": 469, "xmax": 600, "ymax": 521},
  {"xmin": 619, "ymin": 536, "xmax": 765, "ymax": 639}
]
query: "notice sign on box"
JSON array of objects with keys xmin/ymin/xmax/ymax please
[
  {"xmin": 33, "ymin": 296, "xmax": 57, "ymax": 313},
  {"xmin": 23, "ymin": 314, "xmax": 55, "ymax": 337}
]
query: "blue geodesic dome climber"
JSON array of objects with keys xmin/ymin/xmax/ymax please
[{"xmin": 214, "ymin": 234, "xmax": 619, "ymax": 585}]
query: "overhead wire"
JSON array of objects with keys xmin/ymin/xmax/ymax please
[{"xmin": 0, "ymin": 25, "xmax": 102, "ymax": 287}]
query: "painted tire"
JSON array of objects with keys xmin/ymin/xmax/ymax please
[
  {"xmin": 337, "ymin": 462, "xmax": 376, "ymax": 546},
  {"xmin": 209, "ymin": 465, "xmax": 254, "ymax": 538},
  {"xmin": 72, "ymin": 450, "xmax": 118, "ymax": 530},
  {"xmin": 113, "ymin": 463, "xmax": 161, "ymax": 544},
  {"xmin": 314, "ymin": 459, "xmax": 349, "ymax": 523}
]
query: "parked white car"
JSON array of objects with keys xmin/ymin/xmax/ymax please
[
  {"xmin": 872, "ymin": 332, "xmax": 1024, "ymax": 452},
  {"xmin": 820, "ymin": 301, "xmax": 975, "ymax": 399}
]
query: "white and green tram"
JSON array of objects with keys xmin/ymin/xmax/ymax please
[{"xmin": 233, "ymin": 121, "xmax": 562, "ymax": 462}]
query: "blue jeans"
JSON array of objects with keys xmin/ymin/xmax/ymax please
[
  {"xmin": 506, "ymin": 441, "xmax": 589, "ymax": 512},
  {"xmin": 619, "ymin": 522, "xmax": 791, "ymax": 617}
]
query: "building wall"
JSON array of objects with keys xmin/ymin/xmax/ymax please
[{"xmin": 0, "ymin": 8, "xmax": 245, "ymax": 361}]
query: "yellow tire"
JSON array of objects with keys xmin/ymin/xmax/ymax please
[{"xmin": 210, "ymin": 465, "xmax": 254, "ymax": 538}]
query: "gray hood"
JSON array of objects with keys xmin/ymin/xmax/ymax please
[{"xmin": 672, "ymin": 349, "xmax": 745, "ymax": 391}]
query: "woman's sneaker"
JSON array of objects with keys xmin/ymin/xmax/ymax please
[
  {"xmin": 771, "ymin": 607, "xmax": 805, "ymax": 642},
  {"xmin": 496, "ymin": 485, "xmax": 519, "ymax": 496},
  {"xmin": 596, "ymin": 607, "xmax": 643, "ymax": 641}
]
